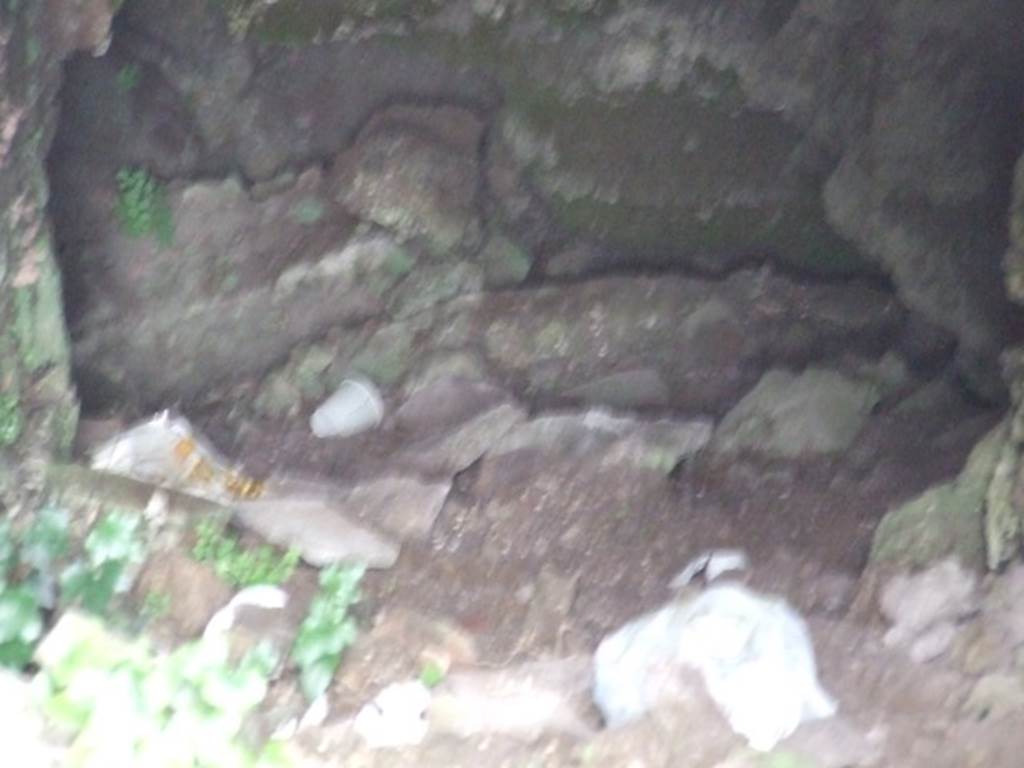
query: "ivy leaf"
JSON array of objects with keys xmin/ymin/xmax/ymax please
[
  {"xmin": 291, "ymin": 565, "xmax": 363, "ymax": 701},
  {"xmin": 59, "ymin": 560, "xmax": 122, "ymax": 616},
  {"xmin": 0, "ymin": 520, "xmax": 15, "ymax": 582},
  {"xmin": 84, "ymin": 511, "xmax": 144, "ymax": 570},
  {"xmin": 298, "ymin": 656, "xmax": 337, "ymax": 702},
  {"xmin": 20, "ymin": 506, "xmax": 70, "ymax": 571},
  {"xmin": 0, "ymin": 584, "xmax": 43, "ymax": 669}
]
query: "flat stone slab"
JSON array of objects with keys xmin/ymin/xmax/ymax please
[
  {"xmin": 489, "ymin": 408, "xmax": 713, "ymax": 474},
  {"xmin": 711, "ymin": 367, "xmax": 881, "ymax": 458},
  {"xmin": 399, "ymin": 402, "xmax": 529, "ymax": 476},
  {"xmin": 233, "ymin": 497, "xmax": 399, "ymax": 569},
  {"xmin": 344, "ymin": 475, "xmax": 451, "ymax": 541}
]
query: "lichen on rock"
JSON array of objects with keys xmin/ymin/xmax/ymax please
[
  {"xmin": 870, "ymin": 420, "xmax": 1007, "ymax": 571},
  {"xmin": 710, "ymin": 368, "xmax": 882, "ymax": 460}
]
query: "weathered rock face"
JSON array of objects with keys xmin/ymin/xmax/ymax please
[
  {"xmin": 47, "ymin": 0, "xmax": 1024, "ymax": 413},
  {"xmin": 333, "ymin": 105, "xmax": 486, "ymax": 257},
  {"xmin": 0, "ymin": 0, "xmax": 114, "ymax": 499},
  {"xmin": 870, "ymin": 127, "xmax": 1024, "ymax": 572},
  {"xmin": 975, "ymin": 140, "xmax": 1024, "ymax": 568}
]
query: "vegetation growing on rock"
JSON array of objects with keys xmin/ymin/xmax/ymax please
[
  {"xmin": 292, "ymin": 564, "xmax": 364, "ymax": 701},
  {"xmin": 0, "ymin": 394, "xmax": 22, "ymax": 447},
  {"xmin": 192, "ymin": 518, "xmax": 300, "ymax": 588},
  {"xmin": 115, "ymin": 167, "xmax": 174, "ymax": 246}
]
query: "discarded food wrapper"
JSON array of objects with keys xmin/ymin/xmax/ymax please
[
  {"xmin": 593, "ymin": 583, "xmax": 836, "ymax": 752},
  {"xmin": 353, "ymin": 681, "xmax": 431, "ymax": 748},
  {"xmin": 310, "ymin": 377, "xmax": 384, "ymax": 439},
  {"xmin": 671, "ymin": 549, "xmax": 749, "ymax": 587},
  {"xmin": 90, "ymin": 411, "xmax": 267, "ymax": 503},
  {"xmin": 91, "ymin": 412, "xmax": 404, "ymax": 570}
]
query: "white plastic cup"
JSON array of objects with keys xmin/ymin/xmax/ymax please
[{"xmin": 310, "ymin": 378, "xmax": 384, "ymax": 438}]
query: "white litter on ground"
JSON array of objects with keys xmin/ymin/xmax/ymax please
[
  {"xmin": 353, "ymin": 681, "xmax": 432, "ymax": 748},
  {"xmin": 670, "ymin": 549, "xmax": 749, "ymax": 587},
  {"xmin": 91, "ymin": 411, "xmax": 267, "ymax": 503},
  {"xmin": 203, "ymin": 585, "xmax": 289, "ymax": 640},
  {"xmin": 593, "ymin": 582, "xmax": 836, "ymax": 751},
  {"xmin": 310, "ymin": 377, "xmax": 384, "ymax": 438}
]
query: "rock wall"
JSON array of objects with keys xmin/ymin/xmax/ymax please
[
  {"xmin": 0, "ymin": 0, "xmax": 112, "ymax": 501},
  {"xmin": 48, "ymin": 0, "xmax": 1024, "ymax": 410},
  {"xmin": 871, "ymin": 142, "xmax": 1024, "ymax": 572},
  {"xmin": 979, "ymin": 148, "xmax": 1024, "ymax": 569}
]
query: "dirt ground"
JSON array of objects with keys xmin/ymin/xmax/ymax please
[
  {"xmin": 108, "ymin": 368, "xmax": 1018, "ymax": 767},
  {"xmin": 210, "ymin": 382, "xmax": 995, "ymax": 659}
]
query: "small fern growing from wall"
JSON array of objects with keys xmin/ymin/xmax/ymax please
[
  {"xmin": 115, "ymin": 63, "xmax": 141, "ymax": 93},
  {"xmin": 115, "ymin": 167, "xmax": 174, "ymax": 246}
]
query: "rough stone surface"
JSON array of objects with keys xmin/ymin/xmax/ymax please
[
  {"xmin": 870, "ymin": 421, "xmax": 1005, "ymax": 569},
  {"xmin": 253, "ymin": 343, "xmax": 343, "ymax": 419},
  {"xmin": 70, "ymin": 209, "xmax": 417, "ymax": 405},
  {"xmin": 234, "ymin": 497, "xmax": 400, "ymax": 569},
  {"xmin": 566, "ymin": 369, "xmax": 671, "ymax": 410},
  {"xmin": 980, "ymin": 563, "xmax": 1024, "ymax": 649},
  {"xmin": 134, "ymin": 548, "xmax": 234, "ymax": 639},
  {"xmin": 474, "ymin": 271, "xmax": 901, "ymax": 413},
  {"xmin": 348, "ymin": 320, "xmax": 419, "ymax": 390},
  {"xmin": 879, "ymin": 559, "xmax": 979, "ymax": 650},
  {"xmin": 710, "ymin": 368, "xmax": 881, "ymax": 459},
  {"xmin": 337, "ymin": 607, "xmax": 479, "ymax": 702},
  {"xmin": 332, "ymin": 106, "xmax": 485, "ymax": 256},
  {"xmin": 111, "ymin": 0, "xmax": 498, "ymax": 182},
  {"xmin": 490, "ymin": 409, "xmax": 713, "ymax": 476},
  {"xmin": 477, "ymin": 233, "xmax": 532, "ymax": 288},
  {"xmin": 388, "ymin": 260, "xmax": 484, "ymax": 320},
  {"xmin": 344, "ymin": 475, "xmax": 451, "ymax": 541},
  {"xmin": 0, "ymin": 0, "xmax": 102, "ymax": 498},
  {"xmin": 427, "ymin": 657, "xmax": 596, "ymax": 740},
  {"xmin": 393, "ymin": 377, "xmax": 512, "ymax": 435},
  {"xmin": 399, "ymin": 401, "xmax": 529, "ymax": 476},
  {"xmin": 962, "ymin": 673, "xmax": 1024, "ymax": 721},
  {"xmin": 47, "ymin": 0, "xmax": 1024, "ymax": 418},
  {"xmin": 982, "ymin": 349, "xmax": 1024, "ymax": 569},
  {"xmin": 1006, "ymin": 154, "xmax": 1024, "ymax": 303},
  {"xmin": 469, "ymin": 0, "xmax": 1020, "ymax": 382}
]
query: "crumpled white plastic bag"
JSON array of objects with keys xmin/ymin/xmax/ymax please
[
  {"xmin": 593, "ymin": 583, "xmax": 836, "ymax": 751},
  {"xmin": 91, "ymin": 411, "xmax": 265, "ymax": 503},
  {"xmin": 354, "ymin": 681, "xmax": 432, "ymax": 748}
]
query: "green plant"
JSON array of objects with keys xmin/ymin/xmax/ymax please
[
  {"xmin": 115, "ymin": 167, "xmax": 174, "ymax": 246},
  {"xmin": 288, "ymin": 198, "xmax": 324, "ymax": 224},
  {"xmin": 0, "ymin": 393, "xmax": 22, "ymax": 446},
  {"xmin": 0, "ymin": 582, "xmax": 43, "ymax": 668},
  {"xmin": 21, "ymin": 505, "xmax": 70, "ymax": 610},
  {"xmin": 0, "ymin": 507, "xmax": 71, "ymax": 667},
  {"xmin": 36, "ymin": 612, "xmax": 293, "ymax": 768},
  {"xmin": 60, "ymin": 510, "xmax": 145, "ymax": 616},
  {"xmin": 140, "ymin": 590, "xmax": 171, "ymax": 622},
  {"xmin": 192, "ymin": 519, "xmax": 300, "ymax": 588},
  {"xmin": 291, "ymin": 564, "xmax": 363, "ymax": 701},
  {"xmin": 419, "ymin": 659, "xmax": 445, "ymax": 688},
  {"xmin": 116, "ymin": 63, "xmax": 141, "ymax": 93},
  {"xmin": 0, "ymin": 507, "xmax": 145, "ymax": 671},
  {"xmin": 0, "ymin": 519, "xmax": 14, "ymax": 577}
]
